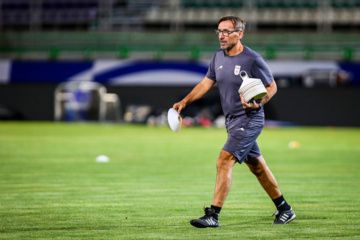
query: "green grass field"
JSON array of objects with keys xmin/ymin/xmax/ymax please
[{"xmin": 0, "ymin": 122, "xmax": 359, "ymax": 239}]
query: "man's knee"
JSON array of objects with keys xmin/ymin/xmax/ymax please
[
  {"xmin": 246, "ymin": 156, "xmax": 267, "ymax": 177},
  {"xmin": 217, "ymin": 150, "xmax": 237, "ymax": 171}
]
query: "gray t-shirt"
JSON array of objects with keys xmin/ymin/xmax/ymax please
[{"xmin": 206, "ymin": 46, "xmax": 274, "ymax": 119}]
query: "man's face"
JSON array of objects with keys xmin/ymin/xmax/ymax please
[{"xmin": 217, "ymin": 20, "xmax": 242, "ymax": 51}]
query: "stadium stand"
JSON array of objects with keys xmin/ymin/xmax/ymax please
[
  {"xmin": 0, "ymin": 0, "xmax": 359, "ymax": 60},
  {"xmin": 1, "ymin": 0, "xmax": 360, "ymax": 31}
]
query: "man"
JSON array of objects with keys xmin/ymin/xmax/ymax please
[{"xmin": 172, "ymin": 16, "xmax": 296, "ymax": 228}]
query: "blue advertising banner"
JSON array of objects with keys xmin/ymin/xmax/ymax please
[{"xmin": 0, "ymin": 59, "xmax": 359, "ymax": 86}]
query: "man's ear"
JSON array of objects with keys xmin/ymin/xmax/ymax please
[{"xmin": 239, "ymin": 31, "xmax": 244, "ymax": 40}]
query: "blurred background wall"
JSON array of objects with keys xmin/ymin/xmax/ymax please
[{"xmin": 0, "ymin": 0, "xmax": 359, "ymax": 126}]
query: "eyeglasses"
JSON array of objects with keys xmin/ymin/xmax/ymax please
[{"xmin": 215, "ymin": 29, "xmax": 240, "ymax": 37}]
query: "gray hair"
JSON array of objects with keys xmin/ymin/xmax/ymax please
[{"xmin": 218, "ymin": 16, "xmax": 246, "ymax": 31}]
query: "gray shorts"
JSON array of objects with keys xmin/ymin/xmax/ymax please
[{"xmin": 222, "ymin": 107, "xmax": 265, "ymax": 164}]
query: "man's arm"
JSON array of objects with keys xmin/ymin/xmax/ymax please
[
  {"xmin": 260, "ymin": 80, "xmax": 277, "ymax": 106},
  {"xmin": 173, "ymin": 77, "xmax": 215, "ymax": 113},
  {"xmin": 240, "ymin": 80, "xmax": 277, "ymax": 110}
]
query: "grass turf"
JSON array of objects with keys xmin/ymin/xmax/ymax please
[{"xmin": 0, "ymin": 122, "xmax": 359, "ymax": 239}]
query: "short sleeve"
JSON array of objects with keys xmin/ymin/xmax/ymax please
[
  {"xmin": 251, "ymin": 57, "xmax": 274, "ymax": 86},
  {"xmin": 205, "ymin": 53, "xmax": 217, "ymax": 82}
]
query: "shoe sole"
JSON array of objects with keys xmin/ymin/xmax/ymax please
[{"xmin": 190, "ymin": 220, "xmax": 219, "ymax": 228}]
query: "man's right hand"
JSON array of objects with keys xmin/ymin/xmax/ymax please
[{"xmin": 173, "ymin": 101, "xmax": 186, "ymax": 114}]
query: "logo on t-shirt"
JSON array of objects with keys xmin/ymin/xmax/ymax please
[{"xmin": 234, "ymin": 65, "xmax": 241, "ymax": 75}]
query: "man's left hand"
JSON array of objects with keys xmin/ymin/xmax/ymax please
[{"xmin": 240, "ymin": 94, "xmax": 260, "ymax": 110}]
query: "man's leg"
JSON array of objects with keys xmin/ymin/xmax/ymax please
[
  {"xmin": 246, "ymin": 155, "xmax": 281, "ymax": 199},
  {"xmin": 246, "ymin": 155, "xmax": 296, "ymax": 224},
  {"xmin": 212, "ymin": 150, "xmax": 237, "ymax": 207},
  {"xmin": 190, "ymin": 150, "xmax": 236, "ymax": 228}
]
